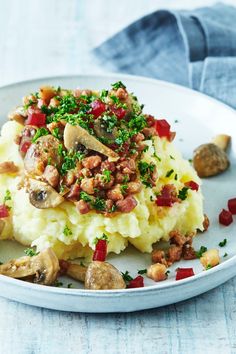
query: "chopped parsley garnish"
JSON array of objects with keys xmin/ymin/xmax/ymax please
[
  {"xmin": 170, "ymin": 155, "xmax": 175, "ymax": 160},
  {"xmin": 178, "ymin": 187, "xmax": 189, "ymax": 200},
  {"xmin": 24, "ymin": 248, "xmax": 39, "ymax": 257},
  {"xmin": 128, "ymin": 114, "xmax": 147, "ymax": 134},
  {"xmin": 206, "ymin": 264, "xmax": 212, "ymax": 270},
  {"xmin": 121, "ymin": 184, "xmax": 128, "ymax": 195},
  {"xmin": 115, "ymin": 129, "xmax": 130, "ymax": 145},
  {"xmin": 3, "ymin": 190, "xmax": 11, "ymax": 204},
  {"xmin": 195, "ymin": 246, "xmax": 207, "ymax": 258},
  {"xmin": 174, "ymin": 119, "xmax": 179, "ymax": 123},
  {"xmin": 166, "ymin": 169, "xmax": 174, "ymax": 178},
  {"xmin": 101, "ymin": 169, "xmax": 112, "ymax": 183},
  {"xmin": 67, "ymin": 283, "xmax": 73, "ymax": 288},
  {"xmin": 110, "ymin": 95, "xmax": 127, "ymax": 109},
  {"xmin": 101, "ymin": 114, "xmax": 117, "ymax": 133},
  {"xmin": 63, "ymin": 225, "xmax": 72, "ymax": 237},
  {"xmin": 150, "ymin": 195, "xmax": 154, "ymax": 202},
  {"xmin": 121, "ymin": 271, "xmax": 133, "ymax": 282},
  {"xmin": 54, "ymin": 280, "xmax": 63, "ymax": 287},
  {"xmin": 223, "ymin": 253, "xmax": 228, "ymax": 257},
  {"xmin": 174, "ymin": 174, "xmax": 178, "ymax": 181},
  {"xmin": 137, "ymin": 269, "xmax": 147, "ymax": 275},
  {"xmin": 138, "ymin": 161, "xmax": 155, "ymax": 188},
  {"xmin": 188, "ymin": 159, "xmax": 193, "ymax": 163},
  {"xmin": 52, "ymin": 127, "xmax": 62, "ymax": 140},
  {"xmin": 92, "ymin": 197, "xmax": 106, "ymax": 211},
  {"xmin": 0, "ymin": 261, "xmax": 3, "ymax": 265},
  {"xmin": 100, "ymin": 89, "xmax": 108, "ymax": 101},
  {"xmin": 60, "ymin": 150, "xmax": 84, "ymax": 175},
  {"xmin": 219, "ymin": 239, "xmax": 227, "ymax": 247},
  {"xmin": 32, "ymin": 127, "xmax": 49, "ymax": 143},
  {"xmin": 142, "ymin": 145, "xmax": 149, "ymax": 153},
  {"xmin": 111, "ymin": 81, "xmax": 126, "ymax": 90},
  {"xmin": 80, "ymin": 191, "xmax": 92, "ymax": 203},
  {"xmin": 166, "ymin": 270, "xmax": 170, "ymax": 276},
  {"xmin": 153, "ymin": 152, "xmax": 161, "ymax": 161}
]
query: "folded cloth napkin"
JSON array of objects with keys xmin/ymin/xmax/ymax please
[{"xmin": 94, "ymin": 3, "xmax": 236, "ymax": 109}]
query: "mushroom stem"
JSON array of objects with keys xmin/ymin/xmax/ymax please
[{"xmin": 211, "ymin": 134, "xmax": 231, "ymax": 151}]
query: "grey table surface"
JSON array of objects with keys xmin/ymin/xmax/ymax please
[{"xmin": 1, "ymin": 1, "xmax": 236, "ymax": 353}]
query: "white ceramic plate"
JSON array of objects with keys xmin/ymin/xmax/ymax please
[{"xmin": 0, "ymin": 74, "xmax": 236, "ymax": 313}]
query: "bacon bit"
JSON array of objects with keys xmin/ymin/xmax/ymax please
[
  {"xmin": 156, "ymin": 184, "xmax": 178, "ymax": 207},
  {"xmin": 101, "ymin": 161, "xmax": 116, "ymax": 172},
  {"xmin": 147, "ymin": 263, "xmax": 167, "ymax": 282},
  {"xmin": 116, "ymin": 195, "xmax": 137, "ymax": 213},
  {"xmin": 202, "ymin": 214, "xmax": 210, "ymax": 232},
  {"xmin": 167, "ymin": 245, "xmax": 182, "ymax": 265},
  {"xmin": 66, "ymin": 184, "xmax": 80, "ymax": 201},
  {"xmin": 20, "ymin": 141, "xmax": 31, "ymax": 154},
  {"xmin": 182, "ymin": 245, "xmax": 197, "ymax": 260},
  {"xmin": 127, "ymin": 275, "xmax": 144, "ymax": 288},
  {"xmin": 107, "ymin": 185, "xmax": 124, "ymax": 201},
  {"xmin": 219, "ymin": 209, "xmax": 233, "ymax": 226},
  {"xmin": 76, "ymin": 200, "xmax": 91, "ymax": 214},
  {"xmin": 185, "ymin": 180, "xmax": 199, "ymax": 191},
  {"xmin": 82, "ymin": 156, "xmax": 102, "ymax": 170},
  {"xmin": 176, "ymin": 268, "xmax": 194, "ymax": 281},
  {"xmin": 42, "ymin": 165, "xmax": 59, "ymax": 188},
  {"xmin": 151, "ymin": 249, "xmax": 167, "ymax": 266},
  {"xmin": 0, "ymin": 161, "xmax": 19, "ymax": 174},
  {"xmin": 93, "ymin": 239, "xmax": 107, "ymax": 262},
  {"xmin": 169, "ymin": 230, "xmax": 191, "ymax": 247},
  {"xmin": 80, "ymin": 178, "xmax": 95, "ymax": 195},
  {"xmin": 228, "ymin": 198, "xmax": 236, "ymax": 214},
  {"xmin": 0, "ymin": 205, "xmax": 9, "ymax": 218}
]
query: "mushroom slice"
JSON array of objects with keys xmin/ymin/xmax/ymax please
[
  {"xmin": 64, "ymin": 123, "xmax": 119, "ymax": 162},
  {"xmin": 29, "ymin": 179, "xmax": 64, "ymax": 209},
  {"xmin": 0, "ymin": 248, "xmax": 59, "ymax": 285},
  {"xmin": 85, "ymin": 261, "xmax": 126, "ymax": 290},
  {"xmin": 193, "ymin": 143, "xmax": 230, "ymax": 177},
  {"xmin": 0, "ymin": 161, "xmax": 19, "ymax": 174},
  {"xmin": 66, "ymin": 263, "xmax": 87, "ymax": 282},
  {"xmin": 93, "ymin": 117, "xmax": 118, "ymax": 142},
  {"xmin": 211, "ymin": 134, "xmax": 231, "ymax": 151},
  {"xmin": 8, "ymin": 106, "xmax": 26, "ymax": 125}
]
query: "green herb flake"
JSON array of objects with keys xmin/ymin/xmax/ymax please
[
  {"xmin": 52, "ymin": 127, "xmax": 61, "ymax": 140},
  {"xmin": 138, "ymin": 269, "xmax": 147, "ymax": 275},
  {"xmin": 166, "ymin": 270, "xmax": 170, "ymax": 276},
  {"xmin": 166, "ymin": 169, "xmax": 174, "ymax": 178},
  {"xmin": 111, "ymin": 81, "xmax": 126, "ymax": 90},
  {"xmin": 3, "ymin": 190, "xmax": 11, "ymax": 204},
  {"xmin": 153, "ymin": 152, "xmax": 161, "ymax": 161},
  {"xmin": 32, "ymin": 127, "xmax": 49, "ymax": 143},
  {"xmin": 92, "ymin": 197, "xmax": 106, "ymax": 211},
  {"xmin": 121, "ymin": 184, "xmax": 128, "ymax": 195},
  {"xmin": 67, "ymin": 283, "xmax": 73, "ymax": 288},
  {"xmin": 54, "ymin": 280, "xmax": 63, "ymax": 287},
  {"xmin": 94, "ymin": 233, "xmax": 108, "ymax": 245},
  {"xmin": 223, "ymin": 253, "xmax": 228, "ymax": 258},
  {"xmin": 219, "ymin": 239, "xmax": 227, "ymax": 247},
  {"xmin": 101, "ymin": 169, "xmax": 112, "ymax": 183},
  {"xmin": 174, "ymin": 174, "xmax": 178, "ymax": 181},
  {"xmin": 24, "ymin": 248, "xmax": 39, "ymax": 257},
  {"xmin": 206, "ymin": 264, "xmax": 212, "ymax": 270},
  {"xmin": 121, "ymin": 271, "xmax": 133, "ymax": 282},
  {"xmin": 178, "ymin": 187, "xmax": 189, "ymax": 201},
  {"xmin": 195, "ymin": 246, "xmax": 207, "ymax": 258},
  {"xmin": 170, "ymin": 155, "xmax": 175, "ymax": 160},
  {"xmin": 63, "ymin": 225, "xmax": 73, "ymax": 237},
  {"xmin": 80, "ymin": 191, "xmax": 92, "ymax": 203}
]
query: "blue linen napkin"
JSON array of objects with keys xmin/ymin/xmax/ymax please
[{"xmin": 93, "ymin": 4, "xmax": 236, "ymax": 109}]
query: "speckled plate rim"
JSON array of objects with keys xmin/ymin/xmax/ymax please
[{"xmin": 0, "ymin": 73, "xmax": 236, "ymax": 309}]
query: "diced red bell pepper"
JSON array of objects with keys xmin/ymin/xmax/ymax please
[
  {"xmin": 110, "ymin": 105, "xmax": 126, "ymax": 119},
  {"xmin": 185, "ymin": 180, "xmax": 199, "ymax": 191},
  {"xmin": 20, "ymin": 141, "xmax": 31, "ymax": 153},
  {"xmin": 0, "ymin": 204, "xmax": 9, "ymax": 218},
  {"xmin": 219, "ymin": 209, "xmax": 233, "ymax": 226},
  {"xmin": 146, "ymin": 115, "xmax": 155, "ymax": 127},
  {"xmin": 176, "ymin": 268, "xmax": 194, "ymax": 281},
  {"xmin": 26, "ymin": 112, "xmax": 46, "ymax": 126},
  {"xmin": 228, "ymin": 198, "xmax": 236, "ymax": 214},
  {"xmin": 93, "ymin": 239, "xmax": 107, "ymax": 261},
  {"xmin": 155, "ymin": 119, "xmax": 170, "ymax": 138},
  {"xmin": 127, "ymin": 275, "xmax": 144, "ymax": 288},
  {"xmin": 90, "ymin": 100, "xmax": 106, "ymax": 118}
]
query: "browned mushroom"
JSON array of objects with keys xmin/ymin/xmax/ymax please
[
  {"xmin": 28, "ymin": 179, "xmax": 64, "ymax": 209},
  {"xmin": 64, "ymin": 123, "xmax": 119, "ymax": 162},
  {"xmin": 84, "ymin": 261, "xmax": 126, "ymax": 290},
  {"xmin": 8, "ymin": 106, "xmax": 26, "ymax": 125},
  {"xmin": 93, "ymin": 117, "xmax": 118, "ymax": 142},
  {"xmin": 0, "ymin": 161, "xmax": 19, "ymax": 174},
  {"xmin": 193, "ymin": 143, "xmax": 230, "ymax": 177},
  {"xmin": 24, "ymin": 135, "xmax": 62, "ymax": 176},
  {"xmin": 0, "ymin": 248, "xmax": 59, "ymax": 285},
  {"xmin": 66, "ymin": 263, "xmax": 87, "ymax": 282}
]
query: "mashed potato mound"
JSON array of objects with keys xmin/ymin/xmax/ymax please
[{"xmin": 0, "ymin": 120, "xmax": 204, "ymax": 260}]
